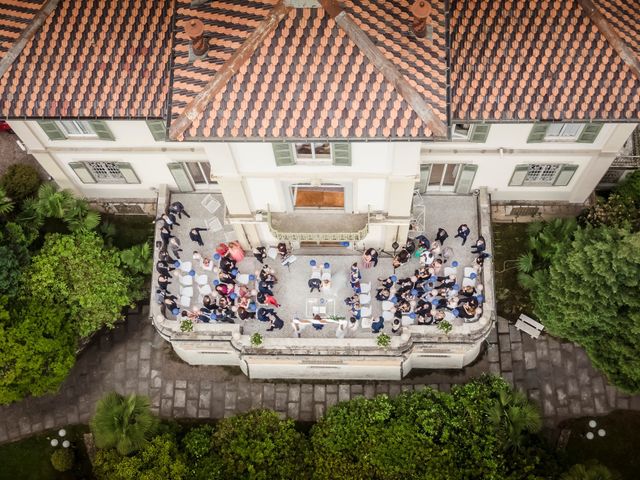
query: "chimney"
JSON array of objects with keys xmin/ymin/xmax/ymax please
[
  {"xmin": 184, "ymin": 19, "xmax": 208, "ymax": 58},
  {"xmin": 410, "ymin": 0, "xmax": 432, "ymax": 38}
]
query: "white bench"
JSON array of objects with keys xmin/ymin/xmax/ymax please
[{"xmin": 514, "ymin": 314, "xmax": 545, "ymax": 339}]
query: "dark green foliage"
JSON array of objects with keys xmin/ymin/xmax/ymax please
[
  {"xmin": 50, "ymin": 448, "xmax": 74, "ymax": 472},
  {"xmin": 561, "ymin": 461, "xmax": 620, "ymax": 480},
  {"xmin": 90, "ymin": 392, "xmax": 158, "ymax": 455},
  {"xmin": 0, "ymin": 299, "xmax": 76, "ymax": 404},
  {"xmin": 0, "ymin": 222, "xmax": 30, "ymax": 296},
  {"xmin": 582, "ymin": 170, "xmax": 640, "ymax": 231},
  {"xmin": 93, "ymin": 433, "xmax": 188, "ymax": 480},
  {"xmin": 309, "ymin": 375, "xmax": 550, "ymax": 480},
  {"xmin": 212, "ymin": 410, "xmax": 309, "ymax": 480},
  {"xmin": 182, "ymin": 424, "xmax": 222, "ymax": 479},
  {"xmin": 614, "ymin": 170, "xmax": 640, "ymax": 200},
  {"xmin": 0, "ymin": 164, "xmax": 41, "ymax": 202},
  {"xmin": 529, "ymin": 227, "xmax": 640, "ymax": 392},
  {"xmin": 0, "ymin": 186, "xmax": 13, "ymax": 215}
]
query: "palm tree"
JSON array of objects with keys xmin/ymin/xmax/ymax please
[
  {"xmin": 90, "ymin": 392, "xmax": 158, "ymax": 455},
  {"xmin": 486, "ymin": 388, "xmax": 542, "ymax": 452},
  {"xmin": 561, "ymin": 461, "xmax": 620, "ymax": 480},
  {"xmin": 0, "ymin": 186, "xmax": 13, "ymax": 215},
  {"xmin": 33, "ymin": 183, "xmax": 74, "ymax": 219}
]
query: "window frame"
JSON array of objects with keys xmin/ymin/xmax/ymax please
[
  {"xmin": 181, "ymin": 161, "xmax": 219, "ymax": 189},
  {"xmin": 57, "ymin": 120, "xmax": 98, "ymax": 138},
  {"xmin": 451, "ymin": 123, "xmax": 472, "ymax": 140},
  {"xmin": 294, "ymin": 142, "xmax": 333, "ymax": 163},
  {"xmin": 522, "ymin": 164, "xmax": 561, "ymax": 185},
  {"xmin": 543, "ymin": 123, "xmax": 585, "ymax": 142}
]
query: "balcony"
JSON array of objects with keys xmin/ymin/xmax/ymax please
[{"xmin": 267, "ymin": 210, "xmax": 370, "ymax": 242}]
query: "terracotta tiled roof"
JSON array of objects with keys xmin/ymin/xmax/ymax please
[
  {"xmin": 0, "ymin": 0, "xmax": 174, "ymax": 119},
  {"xmin": 169, "ymin": 0, "xmax": 447, "ymax": 140},
  {"xmin": 450, "ymin": 0, "xmax": 640, "ymax": 122},
  {"xmin": 592, "ymin": 0, "xmax": 640, "ymax": 60},
  {"xmin": 0, "ymin": 0, "xmax": 44, "ymax": 60}
]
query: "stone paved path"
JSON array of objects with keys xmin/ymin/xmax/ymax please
[{"xmin": 1, "ymin": 308, "xmax": 638, "ymax": 444}]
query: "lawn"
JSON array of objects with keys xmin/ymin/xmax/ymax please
[
  {"xmin": 0, "ymin": 425, "xmax": 94, "ymax": 480},
  {"xmin": 560, "ymin": 410, "xmax": 640, "ymax": 479},
  {"xmin": 492, "ymin": 222, "xmax": 534, "ymax": 321}
]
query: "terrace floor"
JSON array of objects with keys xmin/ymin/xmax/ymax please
[{"xmin": 153, "ymin": 193, "xmax": 481, "ymax": 339}]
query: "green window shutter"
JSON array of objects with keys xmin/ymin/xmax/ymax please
[
  {"xmin": 469, "ymin": 124, "xmax": 491, "ymax": 143},
  {"xmin": 146, "ymin": 120, "xmax": 166, "ymax": 141},
  {"xmin": 69, "ymin": 162, "xmax": 96, "ymax": 184},
  {"xmin": 167, "ymin": 162, "xmax": 194, "ymax": 192},
  {"xmin": 117, "ymin": 162, "xmax": 140, "ymax": 184},
  {"xmin": 527, "ymin": 123, "xmax": 549, "ymax": 143},
  {"xmin": 418, "ymin": 164, "xmax": 431, "ymax": 194},
  {"xmin": 332, "ymin": 143, "xmax": 352, "ymax": 166},
  {"xmin": 509, "ymin": 165, "xmax": 529, "ymax": 186},
  {"xmin": 454, "ymin": 164, "xmax": 478, "ymax": 194},
  {"xmin": 37, "ymin": 120, "xmax": 66, "ymax": 140},
  {"xmin": 89, "ymin": 120, "xmax": 115, "ymax": 141},
  {"xmin": 272, "ymin": 143, "xmax": 295, "ymax": 166},
  {"xmin": 553, "ymin": 164, "xmax": 578, "ymax": 186},
  {"xmin": 577, "ymin": 123, "xmax": 603, "ymax": 143}
]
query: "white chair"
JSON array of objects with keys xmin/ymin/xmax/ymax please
[
  {"xmin": 179, "ymin": 275, "xmax": 193, "ymax": 286},
  {"xmin": 196, "ymin": 274, "xmax": 208, "ymax": 286},
  {"xmin": 236, "ymin": 273, "xmax": 250, "ymax": 285},
  {"xmin": 205, "ymin": 216, "xmax": 223, "ymax": 232},
  {"xmin": 312, "ymin": 305, "xmax": 327, "ymax": 315},
  {"xmin": 360, "ymin": 282, "xmax": 371, "ymax": 294},
  {"xmin": 310, "ymin": 267, "xmax": 322, "ymax": 279},
  {"xmin": 464, "ymin": 267, "xmax": 476, "ymax": 278},
  {"xmin": 321, "ymin": 270, "xmax": 331, "ymax": 281},
  {"xmin": 359, "ymin": 293, "xmax": 371, "ymax": 305},
  {"xmin": 382, "ymin": 300, "xmax": 394, "ymax": 311},
  {"xmin": 180, "ymin": 286, "xmax": 194, "ymax": 297},
  {"xmin": 462, "ymin": 277, "xmax": 477, "ymax": 287},
  {"xmin": 201, "ymin": 194, "xmax": 221, "ymax": 213},
  {"xmin": 179, "ymin": 261, "xmax": 193, "ymax": 273},
  {"xmin": 198, "ymin": 284, "xmax": 212, "ymax": 295},
  {"xmin": 401, "ymin": 315, "xmax": 415, "ymax": 326},
  {"xmin": 179, "ymin": 295, "xmax": 191, "ymax": 307},
  {"xmin": 444, "ymin": 267, "xmax": 457, "ymax": 277},
  {"xmin": 361, "ymin": 305, "xmax": 372, "ymax": 317},
  {"xmin": 382, "ymin": 310, "xmax": 394, "ymax": 321},
  {"xmin": 360, "ymin": 317, "xmax": 372, "ymax": 329}
]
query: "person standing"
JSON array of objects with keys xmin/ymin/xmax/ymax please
[
  {"xmin": 435, "ymin": 228, "xmax": 448, "ymax": 245},
  {"xmin": 160, "ymin": 225, "xmax": 172, "ymax": 246},
  {"xmin": 454, "ymin": 224, "xmax": 470, "ymax": 245},
  {"xmin": 363, "ymin": 247, "xmax": 379, "ymax": 268},
  {"xmin": 168, "ymin": 236, "xmax": 182, "ymax": 259},
  {"xmin": 189, "ymin": 227, "xmax": 208, "ymax": 247},
  {"xmin": 471, "ymin": 236, "xmax": 486, "ymax": 254},
  {"xmin": 169, "ymin": 201, "xmax": 190, "ymax": 219},
  {"xmin": 253, "ymin": 246, "xmax": 267, "ymax": 264}
]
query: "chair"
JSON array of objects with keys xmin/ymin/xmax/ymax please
[
  {"xmin": 464, "ymin": 267, "xmax": 476, "ymax": 278},
  {"xmin": 401, "ymin": 315, "xmax": 415, "ymax": 326},
  {"xmin": 236, "ymin": 273, "xmax": 250, "ymax": 285},
  {"xmin": 360, "ymin": 282, "xmax": 371, "ymax": 294},
  {"xmin": 179, "ymin": 275, "xmax": 193, "ymax": 286},
  {"xmin": 201, "ymin": 194, "xmax": 221, "ymax": 214},
  {"xmin": 462, "ymin": 277, "xmax": 476, "ymax": 287},
  {"xmin": 321, "ymin": 270, "xmax": 331, "ymax": 281},
  {"xmin": 179, "ymin": 261, "xmax": 193, "ymax": 273},
  {"xmin": 361, "ymin": 305, "xmax": 372, "ymax": 317},
  {"xmin": 196, "ymin": 274, "xmax": 208, "ymax": 286},
  {"xmin": 198, "ymin": 284, "xmax": 212, "ymax": 295},
  {"xmin": 180, "ymin": 286, "xmax": 194, "ymax": 297},
  {"xmin": 310, "ymin": 267, "xmax": 322, "ymax": 279},
  {"xmin": 359, "ymin": 293, "xmax": 371, "ymax": 305},
  {"xmin": 360, "ymin": 317, "xmax": 372, "ymax": 329},
  {"xmin": 382, "ymin": 300, "xmax": 394, "ymax": 311},
  {"xmin": 205, "ymin": 216, "xmax": 223, "ymax": 232},
  {"xmin": 444, "ymin": 267, "xmax": 457, "ymax": 277},
  {"xmin": 180, "ymin": 295, "xmax": 191, "ymax": 307},
  {"xmin": 382, "ymin": 310, "xmax": 394, "ymax": 321}
]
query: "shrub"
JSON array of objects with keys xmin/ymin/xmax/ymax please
[
  {"xmin": 437, "ymin": 319, "xmax": 452, "ymax": 334},
  {"xmin": 376, "ymin": 333, "xmax": 391, "ymax": 347},
  {"xmin": 50, "ymin": 448, "xmax": 74, "ymax": 472},
  {"xmin": 180, "ymin": 319, "xmax": 194, "ymax": 332},
  {"xmin": 212, "ymin": 409, "xmax": 309, "ymax": 480},
  {"xmin": 182, "ymin": 424, "xmax": 213, "ymax": 460},
  {"xmin": 250, "ymin": 332, "xmax": 263, "ymax": 346},
  {"xmin": 0, "ymin": 164, "xmax": 41, "ymax": 202},
  {"xmin": 90, "ymin": 392, "xmax": 158, "ymax": 455},
  {"xmin": 93, "ymin": 433, "xmax": 187, "ymax": 480}
]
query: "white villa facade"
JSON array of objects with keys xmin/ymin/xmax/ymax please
[{"xmin": 7, "ymin": 119, "xmax": 638, "ymax": 249}]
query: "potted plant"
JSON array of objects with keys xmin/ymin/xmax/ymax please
[
  {"xmin": 376, "ymin": 333, "xmax": 391, "ymax": 349},
  {"xmin": 250, "ymin": 333, "xmax": 263, "ymax": 347}
]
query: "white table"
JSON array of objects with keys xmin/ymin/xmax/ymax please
[{"xmin": 305, "ymin": 298, "xmax": 335, "ymax": 318}]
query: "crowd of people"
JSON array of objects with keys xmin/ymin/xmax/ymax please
[{"xmin": 154, "ymin": 200, "xmax": 489, "ymax": 338}]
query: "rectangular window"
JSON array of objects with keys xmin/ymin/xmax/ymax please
[
  {"xmin": 85, "ymin": 161, "xmax": 126, "ymax": 183},
  {"xmin": 451, "ymin": 123, "xmax": 471, "ymax": 140},
  {"xmin": 523, "ymin": 164, "xmax": 560, "ymax": 185},
  {"xmin": 58, "ymin": 120, "xmax": 97, "ymax": 137},
  {"xmin": 295, "ymin": 143, "xmax": 332, "ymax": 162},
  {"xmin": 291, "ymin": 184, "xmax": 345, "ymax": 209},
  {"xmin": 182, "ymin": 161, "xmax": 216, "ymax": 186},
  {"xmin": 544, "ymin": 123, "xmax": 584, "ymax": 141}
]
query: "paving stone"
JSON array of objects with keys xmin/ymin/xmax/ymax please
[
  {"xmin": 576, "ymin": 349, "xmax": 590, "ymax": 368},
  {"xmin": 375, "ymin": 383, "xmax": 389, "ymax": 395},
  {"xmin": 151, "ymin": 370, "xmax": 162, "ymax": 388},
  {"xmin": 364, "ymin": 384, "xmax": 376, "ymax": 399},
  {"xmin": 326, "ymin": 393, "xmax": 339, "ymax": 409},
  {"xmin": 605, "ymin": 386, "xmax": 617, "ymax": 407},
  {"xmin": 275, "ymin": 392, "xmax": 288, "ymax": 411},
  {"xmin": 139, "ymin": 342, "xmax": 151, "ymax": 360},
  {"xmin": 502, "ymin": 371, "xmax": 514, "ymax": 386},
  {"xmin": 198, "ymin": 409, "xmax": 210, "ymax": 418},
  {"xmin": 200, "ymin": 380, "xmax": 212, "ymax": 391},
  {"xmin": 401, "ymin": 385, "xmax": 414, "ymax": 392},
  {"xmin": 497, "ymin": 319, "xmax": 509, "ymax": 334},
  {"xmin": 186, "ymin": 399, "xmax": 198, "ymax": 417},
  {"xmin": 175, "ymin": 380, "xmax": 187, "ymax": 389},
  {"xmin": 338, "ymin": 384, "xmax": 351, "ymax": 402},
  {"xmin": 556, "ymin": 407, "xmax": 569, "ymax": 418},
  {"xmin": 287, "ymin": 402, "xmax": 299, "ymax": 418},
  {"xmin": 263, "ymin": 384, "xmax": 276, "ymax": 409},
  {"xmin": 314, "ymin": 403, "xmax": 325, "ymax": 420},
  {"xmin": 543, "ymin": 399, "xmax": 555, "ymax": 417},
  {"xmin": 314, "ymin": 385, "xmax": 326, "ymax": 403},
  {"xmin": 301, "ymin": 384, "xmax": 313, "ymax": 394},
  {"xmin": 509, "ymin": 327, "xmax": 522, "ymax": 343},
  {"xmin": 524, "ymin": 351, "xmax": 537, "ymax": 370},
  {"xmin": 275, "ymin": 383, "xmax": 288, "ymax": 394},
  {"xmin": 511, "ymin": 342, "xmax": 523, "ymax": 362},
  {"xmin": 160, "ymin": 398, "xmax": 173, "ymax": 416},
  {"xmin": 564, "ymin": 358, "xmax": 576, "ymax": 377},
  {"xmin": 389, "ymin": 384, "xmax": 401, "ymax": 397},
  {"xmin": 547, "ymin": 337, "xmax": 560, "ymax": 350},
  {"xmin": 538, "ymin": 361, "xmax": 552, "ymax": 378},
  {"xmin": 351, "ymin": 384, "xmax": 364, "ymax": 397},
  {"xmin": 125, "ymin": 351, "xmax": 139, "ymax": 370},
  {"xmin": 592, "ymin": 377, "xmax": 605, "ymax": 395},
  {"xmin": 199, "ymin": 390, "xmax": 211, "ymax": 410},
  {"xmin": 439, "ymin": 383, "xmax": 451, "ymax": 392},
  {"xmin": 251, "ymin": 384, "xmax": 263, "ymax": 409},
  {"xmin": 300, "ymin": 392, "xmax": 313, "ymax": 413},
  {"xmin": 18, "ymin": 418, "xmax": 31, "ymax": 436},
  {"xmin": 498, "ymin": 334, "xmax": 511, "ymax": 352},
  {"xmin": 489, "ymin": 362, "xmax": 501, "ymax": 374},
  {"xmin": 288, "ymin": 384, "xmax": 301, "ymax": 403},
  {"xmin": 594, "ymin": 396, "xmax": 607, "ymax": 414},
  {"xmin": 500, "ymin": 352, "xmax": 513, "ymax": 372},
  {"xmin": 528, "ymin": 389, "xmax": 541, "ymax": 404},
  {"xmin": 561, "ymin": 342, "xmax": 574, "ymax": 354},
  {"xmin": 187, "ymin": 381, "xmax": 199, "ymax": 399},
  {"xmin": 550, "ymin": 349, "xmax": 562, "ymax": 367},
  {"xmin": 137, "ymin": 380, "xmax": 150, "ymax": 397},
  {"xmin": 139, "ymin": 360, "xmax": 151, "ymax": 379},
  {"xmin": 567, "ymin": 378, "xmax": 579, "ymax": 397},
  {"xmin": 174, "ymin": 390, "xmax": 186, "ymax": 409},
  {"xmin": 578, "ymin": 369, "xmax": 591, "ymax": 387},
  {"xmin": 535, "ymin": 342, "xmax": 549, "ymax": 359},
  {"xmin": 326, "ymin": 384, "xmax": 338, "ymax": 394},
  {"xmin": 488, "ymin": 327, "xmax": 498, "ymax": 344},
  {"xmin": 617, "ymin": 397, "xmax": 630, "ymax": 410},
  {"xmin": 556, "ymin": 388, "xmax": 568, "ymax": 407},
  {"xmin": 224, "ymin": 389, "xmax": 237, "ymax": 410},
  {"xmin": 162, "ymin": 381, "xmax": 174, "ymax": 398},
  {"xmin": 630, "ymin": 396, "xmax": 640, "ymax": 410},
  {"xmin": 487, "ymin": 344, "xmax": 500, "ymax": 363},
  {"xmin": 237, "ymin": 382, "xmax": 252, "ymax": 411}
]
